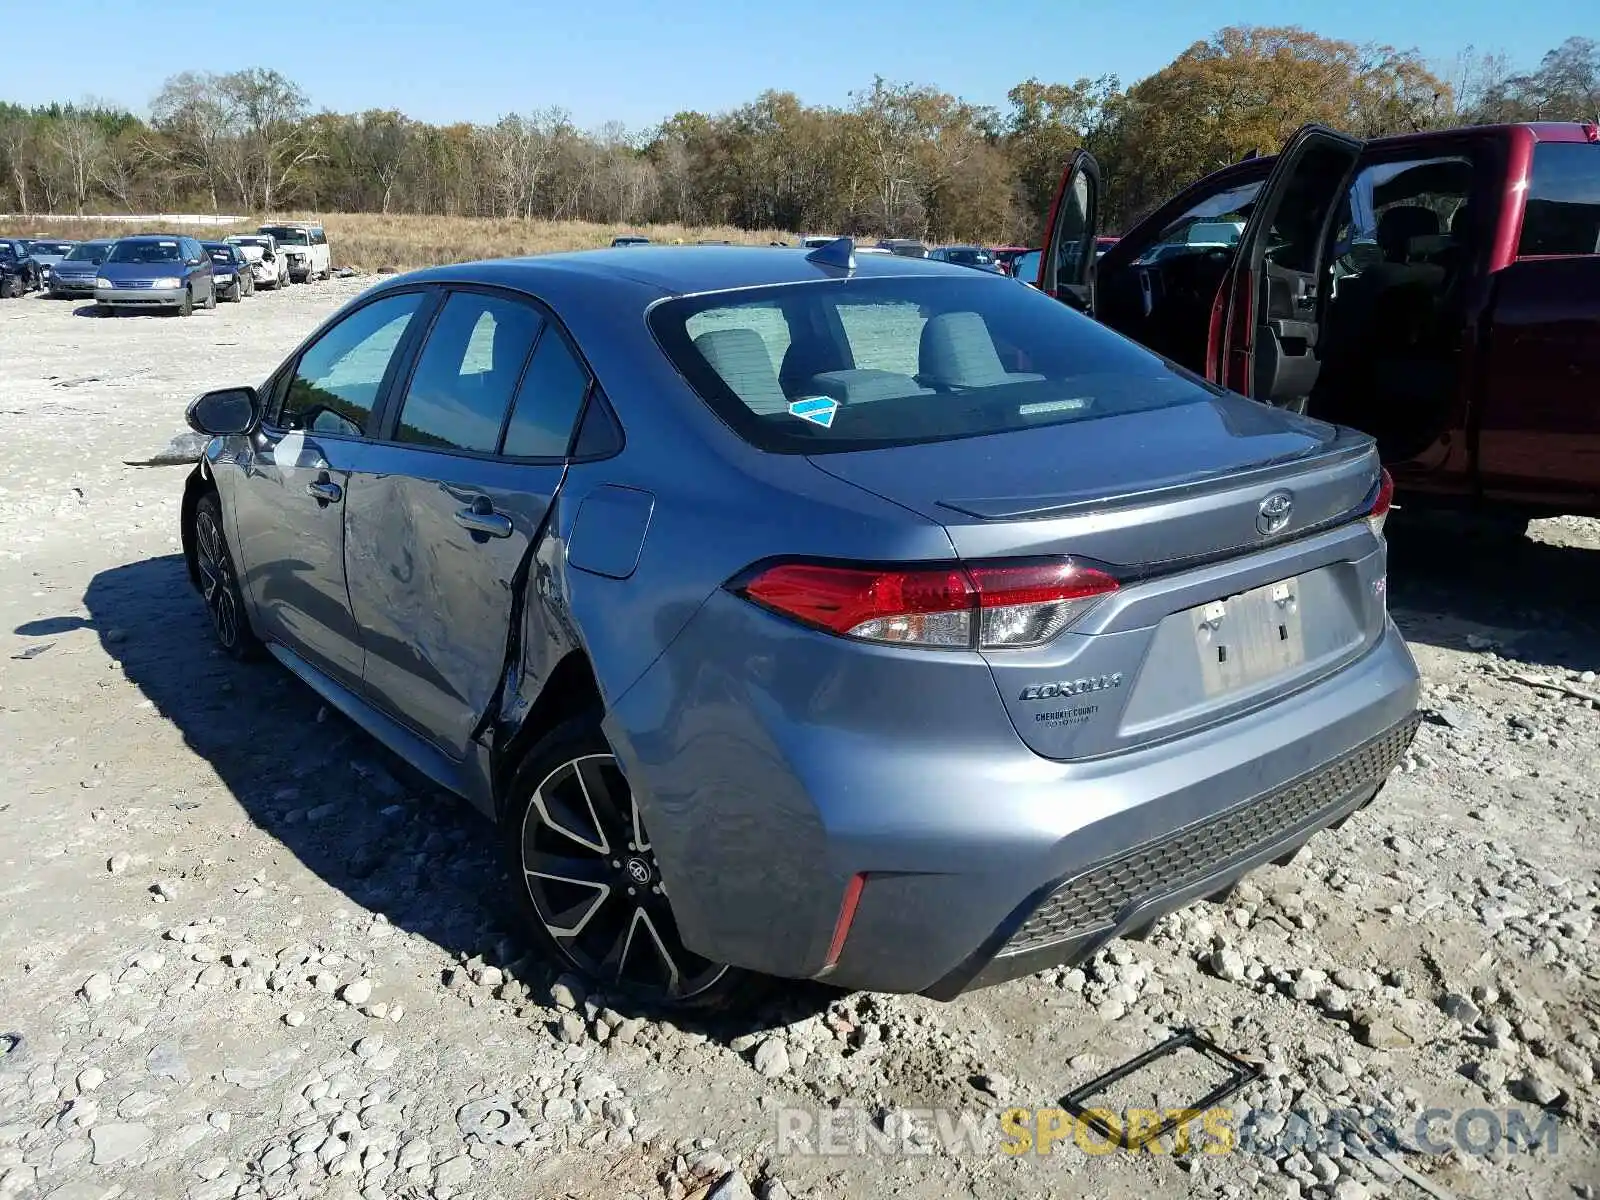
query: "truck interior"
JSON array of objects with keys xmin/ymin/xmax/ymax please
[{"xmin": 1048, "ymin": 129, "xmax": 1486, "ymax": 470}]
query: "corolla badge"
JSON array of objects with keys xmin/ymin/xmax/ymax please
[{"xmin": 1256, "ymin": 491, "xmax": 1294, "ymax": 537}]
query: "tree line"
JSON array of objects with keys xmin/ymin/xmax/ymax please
[{"xmin": 2, "ymin": 28, "xmax": 1595, "ymax": 242}]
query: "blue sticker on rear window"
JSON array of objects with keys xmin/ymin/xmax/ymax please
[{"xmin": 788, "ymin": 396, "xmax": 839, "ymax": 428}]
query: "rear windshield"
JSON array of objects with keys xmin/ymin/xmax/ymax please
[
  {"xmin": 945, "ymin": 249, "xmax": 993, "ymax": 265},
  {"xmin": 650, "ymin": 276, "xmax": 1218, "ymax": 454},
  {"xmin": 1519, "ymin": 142, "xmax": 1600, "ymax": 257},
  {"xmin": 107, "ymin": 240, "xmax": 182, "ymax": 264},
  {"xmin": 64, "ymin": 242, "xmax": 109, "ymax": 262}
]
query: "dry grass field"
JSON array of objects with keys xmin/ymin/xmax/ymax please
[{"xmin": 6, "ymin": 212, "xmax": 794, "ymax": 270}]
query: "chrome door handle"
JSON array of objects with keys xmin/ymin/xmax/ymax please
[
  {"xmin": 305, "ymin": 477, "xmax": 342, "ymax": 503},
  {"xmin": 454, "ymin": 498, "xmax": 512, "ymax": 539}
]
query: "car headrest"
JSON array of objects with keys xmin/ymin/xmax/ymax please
[
  {"xmin": 693, "ymin": 328, "xmax": 788, "ymax": 415},
  {"xmin": 919, "ymin": 312, "xmax": 1007, "ymax": 388},
  {"xmin": 1377, "ymin": 206, "xmax": 1440, "ymax": 261}
]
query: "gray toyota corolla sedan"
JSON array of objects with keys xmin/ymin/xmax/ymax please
[{"xmin": 179, "ymin": 240, "xmax": 1420, "ymax": 1008}]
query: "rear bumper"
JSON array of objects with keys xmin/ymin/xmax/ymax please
[
  {"xmin": 607, "ymin": 590, "xmax": 1421, "ymax": 997},
  {"xmin": 921, "ymin": 712, "xmax": 1416, "ymax": 997}
]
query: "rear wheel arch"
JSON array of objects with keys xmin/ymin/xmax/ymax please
[{"xmin": 494, "ymin": 649, "xmax": 603, "ymax": 819}]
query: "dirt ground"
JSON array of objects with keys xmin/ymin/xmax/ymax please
[{"xmin": 1, "ymin": 281, "xmax": 1597, "ymax": 1200}]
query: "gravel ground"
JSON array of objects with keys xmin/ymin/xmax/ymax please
[{"xmin": 1, "ymin": 282, "xmax": 1598, "ymax": 1200}]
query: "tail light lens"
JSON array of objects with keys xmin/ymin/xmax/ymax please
[
  {"xmin": 735, "ymin": 558, "xmax": 1119, "ymax": 650},
  {"xmin": 1368, "ymin": 469, "xmax": 1394, "ymax": 537}
]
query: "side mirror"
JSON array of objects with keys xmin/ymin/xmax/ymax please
[{"xmin": 186, "ymin": 386, "xmax": 258, "ymax": 437}]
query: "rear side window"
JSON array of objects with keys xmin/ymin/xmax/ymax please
[
  {"xmin": 501, "ymin": 327, "xmax": 591, "ymax": 458},
  {"xmin": 650, "ymin": 275, "xmax": 1218, "ymax": 454},
  {"xmin": 394, "ymin": 292, "xmax": 542, "ymax": 453},
  {"xmin": 1519, "ymin": 143, "xmax": 1600, "ymax": 256}
]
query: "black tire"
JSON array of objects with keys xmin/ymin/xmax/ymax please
[
  {"xmin": 0, "ymin": 275, "xmax": 20, "ymax": 299},
  {"xmin": 192, "ymin": 491, "xmax": 261, "ymax": 660},
  {"xmin": 177, "ymin": 287, "xmax": 192, "ymax": 317},
  {"xmin": 226, "ymin": 279, "xmax": 241, "ymax": 303},
  {"xmin": 203, "ymin": 281, "xmax": 218, "ymax": 310},
  {"xmin": 502, "ymin": 713, "xmax": 755, "ymax": 1011}
]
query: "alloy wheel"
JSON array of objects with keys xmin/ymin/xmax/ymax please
[
  {"xmin": 520, "ymin": 753, "xmax": 728, "ymax": 1003},
  {"xmin": 194, "ymin": 506, "xmax": 240, "ymax": 649}
]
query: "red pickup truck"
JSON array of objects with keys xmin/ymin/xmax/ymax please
[{"xmin": 1035, "ymin": 122, "xmax": 1600, "ymax": 518}]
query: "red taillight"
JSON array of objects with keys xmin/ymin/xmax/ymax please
[
  {"xmin": 1368, "ymin": 468, "xmax": 1394, "ymax": 537},
  {"xmin": 737, "ymin": 558, "xmax": 1119, "ymax": 649}
]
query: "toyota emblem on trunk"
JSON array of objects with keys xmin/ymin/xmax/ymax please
[{"xmin": 1257, "ymin": 491, "xmax": 1293, "ymax": 536}]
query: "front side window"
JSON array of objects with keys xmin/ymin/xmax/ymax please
[
  {"xmin": 651, "ymin": 275, "xmax": 1219, "ymax": 453},
  {"xmin": 278, "ymin": 292, "xmax": 426, "ymax": 437},
  {"xmin": 1519, "ymin": 143, "xmax": 1600, "ymax": 257},
  {"xmin": 394, "ymin": 292, "xmax": 543, "ymax": 453}
]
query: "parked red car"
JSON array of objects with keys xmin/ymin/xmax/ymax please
[{"xmin": 1032, "ymin": 122, "xmax": 1600, "ymax": 518}]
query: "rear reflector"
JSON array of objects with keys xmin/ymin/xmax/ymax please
[
  {"xmin": 1368, "ymin": 469, "xmax": 1394, "ymax": 537},
  {"xmin": 821, "ymin": 873, "xmax": 866, "ymax": 972},
  {"xmin": 736, "ymin": 558, "xmax": 1119, "ymax": 649}
]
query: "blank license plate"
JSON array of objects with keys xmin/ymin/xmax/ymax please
[{"xmin": 1190, "ymin": 577, "xmax": 1305, "ymax": 696}]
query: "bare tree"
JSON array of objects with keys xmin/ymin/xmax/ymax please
[
  {"xmin": 227, "ymin": 68, "xmax": 320, "ymax": 210},
  {"xmin": 149, "ymin": 71, "xmax": 236, "ymax": 210},
  {"xmin": 0, "ymin": 116, "xmax": 33, "ymax": 214},
  {"xmin": 48, "ymin": 117, "xmax": 108, "ymax": 213},
  {"xmin": 481, "ymin": 107, "xmax": 572, "ymax": 219}
]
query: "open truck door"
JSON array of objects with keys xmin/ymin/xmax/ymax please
[
  {"xmin": 1035, "ymin": 149, "xmax": 1101, "ymax": 310},
  {"xmin": 1053, "ymin": 126, "xmax": 1362, "ymax": 413},
  {"xmin": 1211, "ymin": 125, "xmax": 1364, "ymax": 409}
]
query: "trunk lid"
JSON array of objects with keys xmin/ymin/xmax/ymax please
[
  {"xmin": 807, "ymin": 396, "xmax": 1389, "ymax": 760},
  {"xmin": 807, "ymin": 394, "xmax": 1372, "ymax": 569}
]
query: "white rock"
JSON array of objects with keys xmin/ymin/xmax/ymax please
[
  {"xmin": 81, "ymin": 973, "xmax": 112, "ymax": 1004},
  {"xmin": 340, "ymin": 979, "xmax": 373, "ymax": 1005},
  {"xmin": 76, "ymin": 1067, "xmax": 105, "ymax": 1093},
  {"xmin": 90, "ymin": 1122, "xmax": 153, "ymax": 1165},
  {"xmin": 284, "ymin": 1010, "xmax": 306, "ymax": 1027},
  {"xmin": 107, "ymin": 852, "xmax": 131, "ymax": 874},
  {"xmin": 752, "ymin": 1038, "xmax": 791, "ymax": 1078}
]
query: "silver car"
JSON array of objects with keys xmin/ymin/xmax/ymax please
[{"xmin": 180, "ymin": 241, "xmax": 1419, "ymax": 1008}]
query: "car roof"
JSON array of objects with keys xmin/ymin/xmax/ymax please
[
  {"xmin": 118, "ymin": 233, "xmax": 188, "ymax": 242},
  {"xmin": 393, "ymin": 245, "xmax": 974, "ymax": 300}
]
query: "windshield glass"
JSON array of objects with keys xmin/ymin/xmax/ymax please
[
  {"xmin": 651, "ymin": 275, "xmax": 1216, "ymax": 454},
  {"xmin": 64, "ymin": 242, "xmax": 110, "ymax": 262},
  {"xmin": 31, "ymin": 241, "xmax": 74, "ymax": 255},
  {"xmin": 107, "ymin": 240, "xmax": 183, "ymax": 264},
  {"xmin": 260, "ymin": 227, "xmax": 309, "ymax": 245}
]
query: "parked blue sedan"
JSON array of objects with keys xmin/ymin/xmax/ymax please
[
  {"xmin": 94, "ymin": 235, "xmax": 217, "ymax": 316},
  {"xmin": 48, "ymin": 238, "xmax": 116, "ymax": 299},
  {"xmin": 202, "ymin": 241, "xmax": 254, "ymax": 302}
]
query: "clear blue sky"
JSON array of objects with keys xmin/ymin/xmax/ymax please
[{"xmin": 8, "ymin": 0, "xmax": 1589, "ymax": 129}]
